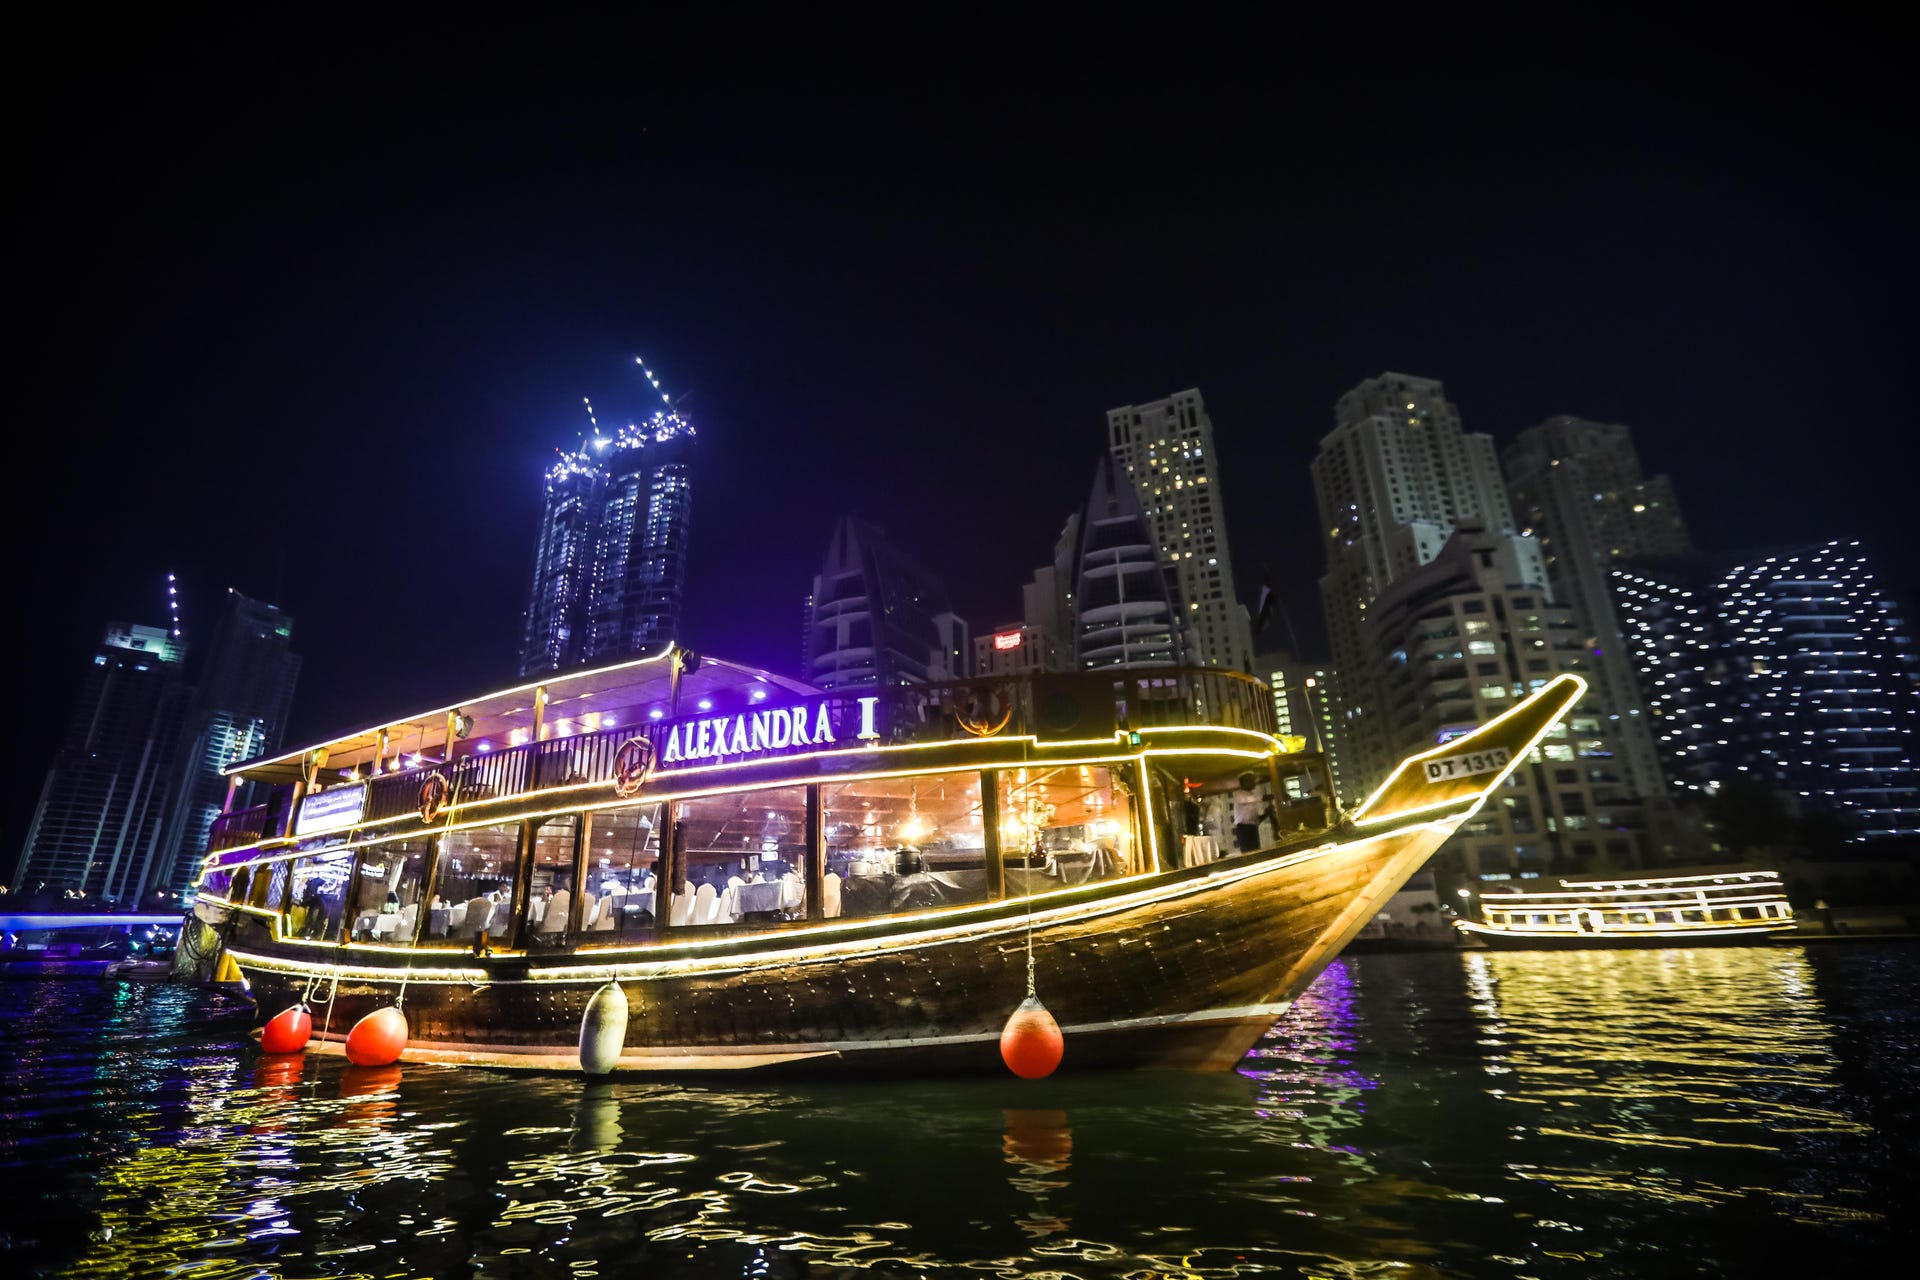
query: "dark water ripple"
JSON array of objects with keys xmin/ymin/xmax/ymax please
[{"xmin": 1, "ymin": 945, "xmax": 1912, "ymax": 1278}]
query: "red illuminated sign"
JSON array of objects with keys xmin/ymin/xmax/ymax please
[{"xmin": 992, "ymin": 631, "xmax": 1022, "ymax": 651}]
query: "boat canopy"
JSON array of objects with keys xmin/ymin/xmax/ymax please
[{"xmin": 226, "ymin": 649, "xmax": 818, "ymax": 786}]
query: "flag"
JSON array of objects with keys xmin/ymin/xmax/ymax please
[{"xmin": 1252, "ymin": 571, "xmax": 1275, "ymax": 636}]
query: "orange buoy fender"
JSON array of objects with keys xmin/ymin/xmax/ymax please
[
  {"xmin": 260, "ymin": 1003, "xmax": 312, "ymax": 1055},
  {"xmin": 999, "ymin": 995, "xmax": 1064, "ymax": 1078},
  {"xmin": 345, "ymin": 1006, "xmax": 409, "ymax": 1067}
]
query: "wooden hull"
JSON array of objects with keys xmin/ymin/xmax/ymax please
[{"xmin": 233, "ymin": 820, "xmax": 1452, "ymax": 1075}]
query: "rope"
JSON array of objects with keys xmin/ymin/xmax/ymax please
[
  {"xmin": 1024, "ymin": 879, "xmax": 1037, "ymax": 1000},
  {"xmin": 317, "ymin": 967, "xmax": 340, "ymax": 1046}
]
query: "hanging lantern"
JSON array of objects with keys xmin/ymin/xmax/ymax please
[
  {"xmin": 260, "ymin": 1002, "xmax": 312, "ymax": 1055},
  {"xmin": 1000, "ymin": 995, "xmax": 1064, "ymax": 1078},
  {"xmin": 345, "ymin": 1005, "xmax": 409, "ymax": 1066}
]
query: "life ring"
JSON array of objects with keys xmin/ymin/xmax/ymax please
[
  {"xmin": 954, "ymin": 686, "xmax": 1015, "ymax": 738},
  {"xmin": 612, "ymin": 736, "xmax": 656, "ymax": 798},
  {"xmin": 418, "ymin": 772, "xmax": 450, "ymax": 825}
]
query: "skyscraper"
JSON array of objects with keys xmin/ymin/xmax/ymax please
[
  {"xmin": 1312, "ymin": 373, "xmax": 1545, "ymax": 789},
  {"xmin": 1504, "ymin": 416, "xmax": 1692, "ymax": 800},
  {"xmin": 1362, "ymin": 526, "xmax": 1646, "ymax": 879},
  {"xmin": 588, "ymin": 419, "xmax": 695, "ymax": 661},
  {"xmin": 1614, "ymin": 541, "xmax": 1920, "ymax": 838},
  {"xmin": 1255, "ymin": 651, "xmax": 1353, "ymax": 806},
  {"xmin": 1106, "ymin": 389, "xmax": 1252, "ymax": 671},
  {"xmin": 519, "ymin": 396, "xmax": 696, "ymax": 678},
  {"xmin": 803, "ymin": 517, "xmax": 958, "ymax": 691},
  {"xmin": 157, "ymin": 591, "xmax": 301, "ymax": 899},
  {"xmin": 1069, "ymin": 456, "xmax": 1186, "ymax": 669},
  {"xmin": 13, "ymin": 622, "xmax": 189, "ymax": 900}
]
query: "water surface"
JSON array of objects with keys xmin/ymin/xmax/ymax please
[{"xmin": 2, "ymin": 944, "xmax": 1912, "ymax": 1277}]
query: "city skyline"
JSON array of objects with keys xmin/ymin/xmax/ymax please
[{"xmin": 10, "ymin": 29, "xmax": 1915, "ymax": 863}]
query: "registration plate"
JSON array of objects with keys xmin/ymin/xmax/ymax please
[{"xmin": 1423, "ymin": 746, "xmax": 1511, "ymax": 782}]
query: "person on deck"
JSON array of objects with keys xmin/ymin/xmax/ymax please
[{"xmin": 1231, "ymin": 773, "xmax": 1273, "ymax": 854}]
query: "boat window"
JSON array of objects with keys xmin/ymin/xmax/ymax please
[
  {"xmin": 240, "ymin": 858, "xmax": 290, "ymax": 946},
  {"xmin": 249, "ymin": 861, "xmax": 284, "ymax": 912},
  {"xmin": 347, "ymin": 838, "xmax": 432, "ymax": 945},
  {"xmin": 526, "ymin": 814, "xmax": 584, "ymax": 946},
  {"xmin": 575, "ymin": 809, "xmax": 662, "ymax": 943},
  {"xmin": 431, "ymin": 822, "xmax": 523, "ymax": 947},
  {"xmin": 824, "ymin": 771, "xmax": 988, "ymax": 920},
  {"xmin": 288, "ymin": 851, "xmax": 354, "ymax": 942},
  {"xmin": 997, "ymin": 765, "xmax": 1138, "ymax": 901},
  {"xmin": 668, "ymin": 786, "xmax": 808, "ymax": 928},
  {"xmin": 202, "ymin": 865, "xmax": 235, "ymax": 901}
]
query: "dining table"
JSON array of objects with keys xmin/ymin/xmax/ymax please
[{"xmin": 733, "ymin": 879, "xmax": 803, "ymax": 914}]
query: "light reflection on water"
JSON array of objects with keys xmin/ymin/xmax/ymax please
[
  {"xmin": 1461, "ymin": 947, "xmax": 1884, "ymax": 1226},
  {"xmin": 2, "ymin": 945, "xmax": 1912, "ymax": 1278}
]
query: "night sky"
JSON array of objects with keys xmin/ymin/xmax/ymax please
[{"xmin": 10, "ymin": 26, "xmax": 1915, "ymax": 859}]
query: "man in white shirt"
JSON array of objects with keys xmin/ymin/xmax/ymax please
[{"xmin": 1231, "ymin": 772, "xmax": 1272, "ymax": 854}]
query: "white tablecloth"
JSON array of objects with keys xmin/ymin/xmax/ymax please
[
  {"xmin": 1181, "ymin": 836, "xmax": 1222, "ymax": 867},
  {"xmin": 732, "ymin": 880, "xmax": 803, "ymax": 914}
]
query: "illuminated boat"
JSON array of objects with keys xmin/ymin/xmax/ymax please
[
  {"xmin": 1454, "ymin": 869, "xmax": 1797, "ymax": 949},
  {"xmin": 193, "ymin": 648, "xmax": 1584, "ymax": 1074}
]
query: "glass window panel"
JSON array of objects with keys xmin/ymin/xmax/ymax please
[
  {"xmin": 997, "ymin": 764, "xmax": 1138, "ymax": 900},
  {"xmin": 287, "ymin": 851, "xmax": 354, "ymax": 942},
  {"xmin": 578, "ymin": 807, "xmax": 660, "ymax": 943},
  {"xmin": 250, "ymin": 860, "xmax": 285, "ymax": 912},
  {"xmin": 202, "ymin": 866, "xmax": 234, "ymax": 901},
  {"xmin": 669, "ymin": 786, "xmax": 808, "ymax": 928},
  {"xmin": 824, "ymin": 772, "xmax": 987, "ymax": 920},
  {"xmin": 432, "ymin": 822, "xmax": 523, "ymax": 946},
  {"xmin": 347, "ymin": 837, "xmax": 432, "ymax": 944},
  {"xmin": 526, "ymin": 814, "xmax": 585, "ymax": 947}
]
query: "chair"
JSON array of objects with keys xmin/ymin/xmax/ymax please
[
  {"xmin": 536, "ymin": 889, "xmax": 570, "ymax": 934},
  {"xmin": 669, "ymin": 886, "xmax": 694, "ymax": 927},
  {"xmin": 593, "ymin": 891, "xmax": 619, "ymax": 931},
  {"xmin": 398, "ymin": 902, "xmax": 419, "ymax": 936},
  {"xmin": 822, "ymin": 871, "xmax": 842, "ymax": 919},
  {"xmin": 692, "ymin": 883, "xmax": 721, "ymax": 925}
]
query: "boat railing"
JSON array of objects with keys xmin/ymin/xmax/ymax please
[
  {"xmin": 881, "ymin": 666, "xmax": 1278, "ymax": 742},
  {"xmin": 362, "ymin": 741, "xmax": 541, "ymax": 823},
  {"xmin": 209, "ymin": 804, "xmax": 272, "ymax": 852},
  {"xmin": 235, "ymin": 664, "xmax": 1283, "ymax": 847}
]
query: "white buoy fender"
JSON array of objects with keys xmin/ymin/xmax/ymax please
[{"xmin": 579, "ymin": 981, "xmax": 630, "ymax": 1075}]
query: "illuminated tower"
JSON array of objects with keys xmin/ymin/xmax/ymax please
[
  {"xmin": 1504, "ymin": 416, "xmax": 1693, "ymax": 802},
  {"xmin": 1615, "ymin": 540, "xmax": 1920, "ymax": 838},
  {"xmin": 1255, "ymin": 651, "xmax": 1352, "ymax": 806},
  {"xmin": 158, "ymin": 591, "xmax": 301, "ymax": 899},
  {"xmin": 519, "ymin": 439, "xmax": 604, "ymax": 677},
  {"xmin": 519, "ymin": 362, "xmax": 696, "ymax": 678},
  {"xmin": 1070, "ymin": 456, "xmax": 1187, "ymax": 669},
  {"xmin": 804, "ymin": 517, "xmax": 956, "ymax": 690},
  {"xmin": 1106, "ymin": 389, "xmax": 1252, "ymax": 671},
  {"xmin": 1313, "ymin": 373, "xmax": 1546, "ymax": 791},
  {"xmin": 13, "ymin": 619, "xmax": 189, "ymax": 900},
  {"xmin": 587, "ymin": 414, "xmax": 694, "ymax": 661}
]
